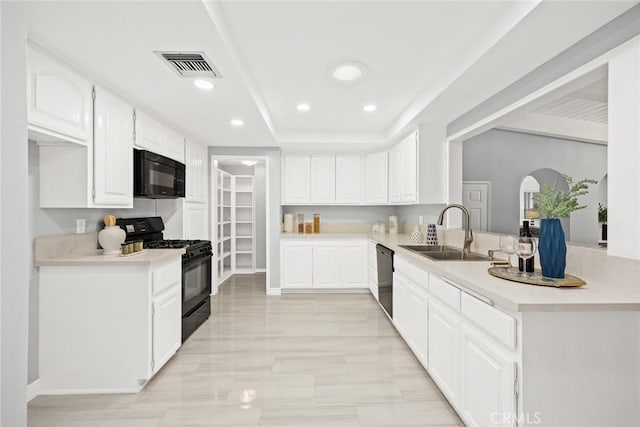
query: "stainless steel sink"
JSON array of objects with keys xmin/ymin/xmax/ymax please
[
  {"xmin": 400, "ymin": 245, "xmax": 489, "ymax": 261},
  {"xmin": 399, "ymin": 245, "xmax": 459, "ymax": 253}
]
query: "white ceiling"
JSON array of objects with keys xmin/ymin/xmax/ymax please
[{"xmin": 26, "ymin": 1, "xmax": 637, "ymax": 149}]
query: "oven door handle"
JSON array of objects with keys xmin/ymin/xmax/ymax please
[{"xmin": 183, "ymin": 251, "xmax": 213, "ymax": 266}]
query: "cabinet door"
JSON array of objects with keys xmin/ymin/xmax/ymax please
[
  {"xmin": 310, "ymin": 155, "xmax": 336, "ymax": 204},
  {"xmin": 339, "ymin": 241, "xmax": 368, "ymax": 288},
  {"xmin": 393, "ymin": 273, "xmax": 409, "ymax": 337},
  {"xmin": 401, "ymin": 134, "xmax": 418, "ymax": 203},
  {"xmin": 364, "ymin": 151, "xmax": 388, "ymax": 204},
  {"xmin": 460, "ymin": 325, "xmax": 516, "ymax": 427},
  {"xmin": 283, "ymin": 155, "xmax": 311, "ymax": 204},
  {"xmin": 389, "ymin": 145, "xmax": 401, "ymax": 203},
  {"xmin": 185, "ymin": 140, "xmax": 206, "ymax": 203},
  {"xmin": 281, "ymin": 242, "xmax": 313, "ymax": 288},
  {"xmin": 152, "ymin": 286, "xmax": 181, "ymax": 373},
  {"xmin": 428, "ymin": 299, "xmax": 459, "ymax": 404},
  {"xmin": 134, "ymin": 110, "xmax": 165, "ymax": 154},
  {"xmin": 335, "ymin": 155, "xmax": 361, "ymax": 204},
  {"xmin": 27, "ymin": 44, "xmax": 93, "ymax": 144},
  {"xmin": 165, "ymin": 129, "xmax": 185, "ymax": 163},
  {"xmin": 184, "ymin": 202, "xmax": 207, "ymax": 239},
  {"xmin": 93, "ymin": 86, "xmax": 133, "ymax": 206},
  {"xmin": 312, "ymin": 242, "xmax": 340, "ymax": 288},
  {"xmin": 407, "ymin": 283, "xmax": 429, "ymax": 364}
]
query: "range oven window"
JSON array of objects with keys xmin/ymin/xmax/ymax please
[{"xmin": 183, "ymin": 253, "xmax": 212, "ymax": 315}]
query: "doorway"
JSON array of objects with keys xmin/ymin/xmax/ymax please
[
  {"xmin": 210, "ymin": 156, "xmax": 270, "ymax": 294},
  {"xmin": 462, "ymin": 181, "xmax": 490, "ymax": 232}
]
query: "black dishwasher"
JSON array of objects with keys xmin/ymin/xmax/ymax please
[{"xmin": 376, "ymin": 244, "xmax": 394, "ymax": 318}]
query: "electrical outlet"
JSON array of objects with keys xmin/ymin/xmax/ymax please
[
  {"xmin": 76, "ymin": 219, "xmax": 86, "ymax": 234},
  {"xmin": 418, "ymin": 215, "xmax": 424, "ymax": 225}
]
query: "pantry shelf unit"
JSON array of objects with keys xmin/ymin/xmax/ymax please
[
  {"xmin": 216, "ymin": 169, "xmax": 233, "ymax": 286},
  {"xmin": 232, "ymin": 175, "xmax": 256, "ymax": 274}
]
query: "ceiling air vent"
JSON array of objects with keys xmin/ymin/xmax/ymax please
[{"xmin": 154, "ymin": 51, "xmax": 222, "ymax": 78}]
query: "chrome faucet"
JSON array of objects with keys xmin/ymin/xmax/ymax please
[{"xmin": 437, "ymin": 204, "xmax": 474, "ymax": 254}]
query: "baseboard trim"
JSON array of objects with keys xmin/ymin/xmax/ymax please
[
  {"xmin": 266, "ymin": 288, "xmax": 282, "ymax": 296},
  {"xmin": 27, "ymin": 379, "xmax": 41, "ymax": 402},
  {"xmin": 282, "ymin": 288, "xmax": 370, "ymax": 294},
  {"xmin": 38, "ymin": 385, "xmax": 143, "ymax": 395}
]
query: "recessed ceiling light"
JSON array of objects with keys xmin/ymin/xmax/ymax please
[
  {"xmin": 193, "ymin": 79, "xmax": 214, "ymax": 90},
  {"xmin": 229, "ymin": 119, "xmax": 244, "ymax": 127},
  {"xmin": 330, "ymin": 61, "xmax": 367, "ymax": 82},
  {"xmin": 363, "ymin": 104, "xmax": 377, "ymax": 113},
  {"xmin": 241, "ymin": 160, "xmax": 258, "ymax": 166},
  {"xmin": 297, "ymin": 103, "xmax": 311, "ymax": 112}
]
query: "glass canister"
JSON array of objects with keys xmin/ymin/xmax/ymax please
[
  {"xmin": 297, "ymin": 213, "xmax": 305, "ymax": 233},
  {"xmin": 305, "ymin": 222, "xmax": 313, "ymax": 234},
  {"xmin": 313, "ymin": 213, "xmax": 320, "ymax": 233}
]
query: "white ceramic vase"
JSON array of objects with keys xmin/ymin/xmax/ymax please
[{"xmin": 98, "ymin": 226, "xmax": 126, "ymax": 255}]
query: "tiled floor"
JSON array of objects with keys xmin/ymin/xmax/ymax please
[{"xmin": 28, "ymin": 274, "xmax": 463, "ymax": 426}]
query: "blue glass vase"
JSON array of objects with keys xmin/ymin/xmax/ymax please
[{"xmin": 539, "ymin": 218, "xmax": 567, "ymax": 278}]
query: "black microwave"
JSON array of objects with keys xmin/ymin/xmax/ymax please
[{"xmin": 133, "ymin": 149, "xmax": 185, "ymax": 199}]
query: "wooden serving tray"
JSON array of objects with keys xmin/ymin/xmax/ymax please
[{"xmin": 488, "ymin": 267, "xmax": 586, "ymax": 288}]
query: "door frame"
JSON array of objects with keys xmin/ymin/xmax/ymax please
[
  {"xmin": 462, "ymin": 181, "xmax": 491, "ymax": 232},
  {"xmin": 210, "ymin": 155, "xmax": 271, "ymax": 295}
]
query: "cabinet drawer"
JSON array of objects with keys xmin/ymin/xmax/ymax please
[
  {"xmin": 461, "ymin": 292, "xmax": 516, "ymax": 349},
  {"xmin": 429, "ymin": 275, "xmax": 460, "ymax": 311},
  {"xmin": 152, "ymin": 258, "xmax": 181, "ymax": 296},
  {"xmin": 395, "ymin": 256, "xmax": 428, "ymax": 290}
]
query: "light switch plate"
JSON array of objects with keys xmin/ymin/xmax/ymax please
[
  {"xmin": 418, "ymin": 215, "xmax": 424, "ymax": 225},
  {"xmin": 76, "ymin": 219, "xmax": 86, "ymax": 234}
]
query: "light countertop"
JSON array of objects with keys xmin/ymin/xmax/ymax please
[
  {"xmin": 36, "ymin": 248, "xmax": 185, "ymax": 267},
  {"xmin": 282, "ymin": 231, "xmax": 640, "ymax": 312}
]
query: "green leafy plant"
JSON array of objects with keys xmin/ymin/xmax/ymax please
[
  {"xmin": 533, "ymin": 176, "xmax": 596, "ymax": 219},
  {"xmin": 598, "ymin": 203, "xmax": 608, "ymax": 223}
]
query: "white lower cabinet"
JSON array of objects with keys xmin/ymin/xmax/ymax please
[
  {"xmin": 368, "ymin": 241, "xmax": 379, "ymax": 300},
  {"xmin": 281, "ymin": 239, "xmax": 368, "ymax": 289},
  {"xmin": 39, "ymin": 256, "xmax": 182, "ymax": 393},
  {"xmin": 427, "ymin": 299, "xmax": 460, "ymax": 403},
  {"xmin": 459, "ymin": 324, "xmax": 516, "ymax": 427},
  {"xmin": 281, "ymin": 241, "xmax": 313, "ymax": 288},
  {"xmin": 312, "ymin": 242, "xmax": 340, "ymax": 288},
  {"xmin": 151, "ymin": 285, "xmax": 181, "ymax": 374},
  {"xmin": 392, "ymin": 273, "xmax": 409, "ymax": 337},
  {"xmin": 406, "ymin": 281, "xmax": 428, "ymax": 364}
]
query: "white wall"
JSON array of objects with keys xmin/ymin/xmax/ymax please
[
  {"xmin": 1, "ymin": 3, "xmax": 28, "ymax": 424},
  {"xmin": 463, "ymin": 129, "xmax": 606, "ymax": 244}
]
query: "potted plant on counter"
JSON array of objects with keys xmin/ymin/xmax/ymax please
[{"xmin": 534, "ymin": 176, "xmax": 596, "ymax": 278}]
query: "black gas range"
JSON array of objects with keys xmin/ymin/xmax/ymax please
[{"xmin": 117, "ymin": 216, "xmax": 212, "ymax": 342}]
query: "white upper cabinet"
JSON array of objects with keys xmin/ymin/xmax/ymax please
[
  {"xmin": 311, "ymin": 155, "xmax": 336, "ymax": 204},
  {"xmin": 283, "ymin": 155, "xmax": 311, "ymax": 204},
  {"xmin": 134, "ymin": 110, "xmax": 185, "ymax": 163},
  {"xmin": 401, "ymin": 133, "xmax": 418, "ymax": 203},
  {"xmin": 27, "ymin": 43, "xmax": 93, "ymax": 145},
  {"xmin": 93, "ymin": 86, "xmax": 134, "ymax": 206},
  {"xmin": 335, "ymin": 155, "xmax": 362, "ymax": 204},
  {"xmin": 364, "ymin": 151, "xmax": 388, "ymax": 204},
  {"xmin": 183, "ymin": 202, "xmax": 208, "ymax": 239},
  {"xmin": 185, "ymin": 140, "xmax": 207, "ymax": 203},
  {"xmin": 389, "ymin": 144, "xmax": 402, "ymax": 203},
  {"xmin": 390, "ymin": 132, "xmax": 418, "ymax": 204}
]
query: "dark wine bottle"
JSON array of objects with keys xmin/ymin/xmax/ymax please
[{"xmin": 518, "ymin": 221, "xmax": 535, "ymax": 273}]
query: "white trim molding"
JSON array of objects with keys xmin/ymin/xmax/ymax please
[{"xmin": 26, "ymin": 380, "xmax": 40, "ymax": 402}]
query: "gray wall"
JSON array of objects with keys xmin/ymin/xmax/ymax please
[
  {"xmin": 463, "ymin": 129, "xmax": 607, "ymax": 243},
  {"xmin": 27, "ymin": 142, "xmax": 183, "ymax": 383},
  {"xmin": 397, "ymin": 204, "xmax": 447, "ymax": 228},
  {"xmin": 1, "ymin": 3, "xmax": 29, "ymax": 423},
  {"xmin": 282, "ymin": 206, "xmax": 398, "ymax": 224},
  {"xmin": 209, "ymin": 147, "xmax": 281, "ymax": 289},
  {"xmin": 218, "ymin": 163, "xmax": 267, "ymax": 270}
]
